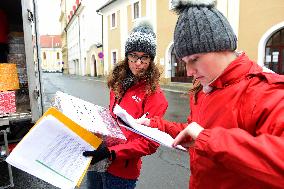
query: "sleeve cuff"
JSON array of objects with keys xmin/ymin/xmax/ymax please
[
  {"xmin": 150, "ymin": 116, "xmax": 160, "ymax": 128},
  {"xmin": 150, "ymin": 116, "xmax": 165, "ymax": 131},
  {"xmin": 194, "ymin": 129, "xmax": 211, "ymax": 156}
]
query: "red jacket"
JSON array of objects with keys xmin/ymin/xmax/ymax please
[
  {"xmin": 151, "ymin": 53, "xmax": 284, "ymax": 189},
  {"xmin": 108, "ymin": 80, "xmax": 168, "ymax": 179}
]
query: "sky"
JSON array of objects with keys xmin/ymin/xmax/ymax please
[{"xmin": 37, "ymin": 0, "xmax": 61, "ymax": 35}]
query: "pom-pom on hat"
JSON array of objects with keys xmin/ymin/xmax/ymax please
[
  {"xmin": 125, "ymin": 18, "xmax": 156, "ymax": 59},
  {"xmin": 172, "ymin": 0, "xmax": 237, "ymax": 59}
]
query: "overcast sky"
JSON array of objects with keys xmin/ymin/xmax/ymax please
[{"xmin": 37, "ymin": 0, "xmax": 61, "ymax": 35}]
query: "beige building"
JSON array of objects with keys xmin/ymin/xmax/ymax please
[
  {"xmin": 97, "ymin": 0, "xmax": 284, "ymax": 83},
  {"xmin": 238, "ymin": 0, "xmax": 284, "ymax": 74},
  {"xmin": 59, "ymin": 0, "xmax": 68, "ymax": 74},
  {"xmin": 40, "ymin": 35, "xmax": 63, "ymax": 72}
]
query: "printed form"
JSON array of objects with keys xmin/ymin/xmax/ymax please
[{"xmin": 6, "ymin": 108, "xmax": 101, "ymax": 189}]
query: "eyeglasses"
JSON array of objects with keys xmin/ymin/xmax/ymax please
[{"xmin": 127, "ymin": 53, "xmax": 151, "ymax": 64}]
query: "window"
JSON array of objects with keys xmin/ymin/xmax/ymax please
[
  {"xmin": 43, "ymin": 52, "xmax": 46, "ymax": 60},
  {"xmin": 111, "ymin": 51, "xmax": 117, "ymax": 64},
  {"xmin": 133, "ymin": 2, "xmax": 140, "ymax": 19},
  {"xmin": 111, "ymin": 12, "xmax": 116, "ymax": 28},
  {"xmin": 265, "ymin": 29, "xmax": 284, "ymax": 74},
  {"xmin": 57, "ymin": 52, "xmax": 60, "ymax": 59}
]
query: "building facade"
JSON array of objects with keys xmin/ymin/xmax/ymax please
[
  {"xmin": 40, "ymin": 35, "xmax": 62, "ymax": 72},
  {"xmin": 62, "ymin": 0, "xmax": 105, "ymax": 76},
  {"xmin": 238, "ymin": 0, "xmax": 284, "ymax": 74},
  {"xmin": 97, "ymin": 0, "xmax": 284, "ymax": 83},
  {"xmin": 59, "ymin": 0, "xmax": 68, "ymax": 74}
]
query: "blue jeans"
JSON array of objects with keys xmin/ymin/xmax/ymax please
[
  {"xmin": 87, "ymin": 171, "xmax": 137, "ymax": 189},
  {"xmin": 86, "ymin": 171, "xmax": 104, "ymax": 189}
]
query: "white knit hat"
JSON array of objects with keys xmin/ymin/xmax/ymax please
[{"xmin": 125, "ymin": 18, "xmax": 156, "ymax": 59}]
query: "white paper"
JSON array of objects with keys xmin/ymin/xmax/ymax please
[
  {"xmin": 52, "ymin": 91, "xmax": 126, "ymax": 146},
  {"xmin": 6, "ymin": 115, "xmax": 94, "ymax": 189},
  {"xmin": 113, "ymin": 105, "xmax": 186, "ymax": 151}
]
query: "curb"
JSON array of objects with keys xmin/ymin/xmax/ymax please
[{"xmin": 63, "ymin": 74, "xmax": 191, "ymax": 93}]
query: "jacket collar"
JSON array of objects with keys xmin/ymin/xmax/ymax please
[{"xmin": 209, "ymin": 53, "xmax": 262, "ymax": 89}]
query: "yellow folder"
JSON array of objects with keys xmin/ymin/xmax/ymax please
[{"xmin": 14, "ymin": 107, "xmax": 102, "ymax": 187}]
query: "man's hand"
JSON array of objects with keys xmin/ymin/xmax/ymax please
[
  {"xmin": 83, "ymin": 144, "xmax": 116, "ymax": 165},
  {"xmin": 172, "ymin": 122, "xmax": 204, "ymax": 148}
]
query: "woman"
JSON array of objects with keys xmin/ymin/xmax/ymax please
[
  {"xmin": 83, "ymin": 19, "xmax": 168, "ymax": 189},
  {"xmin": 138, "ymin": 0, "xmax": 284, "ymax": 188}
]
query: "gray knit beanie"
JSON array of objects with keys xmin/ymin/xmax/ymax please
[
  {"xmin": 125, "ymin": 18, "xmax": 156, "ymax": 59},
  {"xmin": 172, "ymin": 0, "xmax": 237, "ymax": 59}
]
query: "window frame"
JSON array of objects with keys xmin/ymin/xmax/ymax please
[
  {"xmin": 132, "ymin": 0, "xmax": 141, "ymax": 21},
  {"xmin": 111, "ymin": 49, "xmax": 118, "ymax": 65},
  {"xmin": 110, "ymin": 12, "xmax": 117, "ymax": 29}
]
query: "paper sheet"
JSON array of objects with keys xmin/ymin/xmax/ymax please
[
  {"xmin": 113, "ymin": 105, "xmax": 187, "ymax": 151},
  {"xmin": 53, "ymin": 91, "xmax": 126, "ymax": 146}
]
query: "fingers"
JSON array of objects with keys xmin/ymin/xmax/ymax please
[
  {"xmin": 136, "ymin": 117, "xmax": 150, "ymax": 126},
  {"xmin": 178, "ymin": 141, "xmax": 195, "ymax": 148},
  {"xmin": 172, "ymin": 122, "xmax": 204, "ymax": 147},
  {"xmin": 83, "ymin": 150, "xmax": 95, "ymax": 157},
  {"xmin": 172, "ymin": 129, "xmax": 188, "ymax": 147}
]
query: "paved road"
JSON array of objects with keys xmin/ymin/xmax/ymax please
[{"xmin": 1, "ymin": 73, "xmax": 191, "ymax": 189}]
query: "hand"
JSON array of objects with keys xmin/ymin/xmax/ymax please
[
  {"xmin": 172, "ymin": 122, "xmax": 204, "ymax": 148},
  {"xmin": 83, "ymin": 144, "xmax": 116, "ymax": 165},
  {"xmin": 136, "ymin": 117, "xmax": 150, "ymax": 126}
]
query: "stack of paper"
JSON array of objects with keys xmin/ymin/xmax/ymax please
[
  {"xmin": 6, "ymin": 108, "xmax": 102, "ymax": 189},
  {"xmin": 113, "ymin": 105, "xmax": 186, "ymax": 151},
  {"xmin": 52, "ymin": 91, "xmax": 126, "ymax": 146}
]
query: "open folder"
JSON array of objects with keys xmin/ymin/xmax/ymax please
[
  {"xmin": 6, "ymin": 107, "xmax": 102, "ymax": 189},
  {"xmin": 113, "ymin": 105, "xmax": 187, "ymax": 151}
]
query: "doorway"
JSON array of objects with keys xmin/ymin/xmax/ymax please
[
  {"xmin": 170, "ymin": 48, "xmax": 192, "ymax": 82},
  {"xmin": 94, "ymin": 58, "xmax": 97, "ymax": 77}
]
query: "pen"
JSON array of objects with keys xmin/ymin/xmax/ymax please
[{"xmin": 141, "ymin": 112, "xmax": 149, "ymax": 119}]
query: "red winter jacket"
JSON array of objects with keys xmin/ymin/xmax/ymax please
[
  {"xmin": 151, "ymin": 53, "xmax": 284, "ymax": 189},
  {"xmin": 107, "ymin": 80, "xmax": 168, "ymax": 180}
]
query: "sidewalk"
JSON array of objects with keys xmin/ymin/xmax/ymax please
[
  {"xmin": 160, "ymin": 82, "xmax": 192, "ymax": 93},
  {"xmin": 64, "ymin": 74, "xmax": 192, "ymax": 93}
]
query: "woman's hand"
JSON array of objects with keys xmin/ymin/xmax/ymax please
[
  {"xmin": 172, "ymin": 122, "xmax": 204, "ymax": 148},
  {"xmin": 136, "ymin": 117, "xmax": 151, "ymax": 126}
]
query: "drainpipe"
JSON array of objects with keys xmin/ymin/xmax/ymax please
[
  {"xmin": 96, "ymin": 10, "xmax": 104, "ymax": 76},
  {"xmin": 78, "ymin": 14, "xmax": 82, "ymax": 75},
  {"xmin": 96, "ymin": 11, "xmax": 103, "ymax": 52}
]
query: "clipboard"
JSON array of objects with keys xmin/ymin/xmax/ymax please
[{"xmin": 6, "ymin": 107, "xmax": 102, "ymax": 189}]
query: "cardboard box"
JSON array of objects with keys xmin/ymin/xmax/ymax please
[
  {"xmin": 0, "ymin": 63, "xmax": 19, "ymax": 91},
  {"xmin": 0, "ymin": 91, "xmax": 16, "ymax": 115}
]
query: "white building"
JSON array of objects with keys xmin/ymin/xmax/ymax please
[{"xmin": 65, "ymin": 0, "xmax": 105, "ymax": 76}]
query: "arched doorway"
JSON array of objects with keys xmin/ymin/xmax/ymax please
[
  {"xmin": 264, "ymin": 28, "xmax": 284, "ymax": 74},
  {"xmin": 91, "ymin": 55, "xmax": 97, "ymax": 77},
  {"xmin": 94, "ymin": 58, "xmax": 97, "ymax": 77},
  {"xmin": 170, "ymin": 48, "xmax": 192, "ymax": 82}
]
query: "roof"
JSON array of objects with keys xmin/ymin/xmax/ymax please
[
  {"xmin": 96, "ymin": 0, "xmax": 117, "ymax": 12},
  {"xmin": 40, "ymin": 35, "xmax": 62, "ymax": 48}
]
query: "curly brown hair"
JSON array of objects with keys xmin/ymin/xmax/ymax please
[
  {"xmin": 189, "ymin": 79, "xmax": 202, "ymax": 104},
  {"xmin": 107, "ymin": 57, "xmax": 161, "ymax": 100}
]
